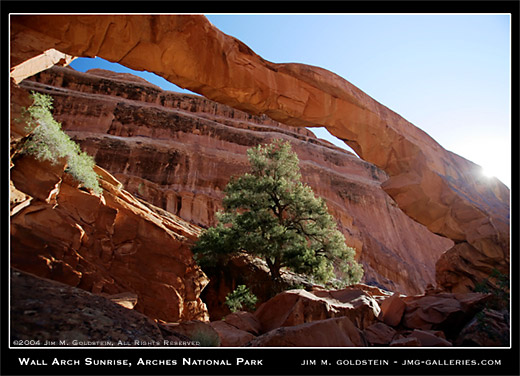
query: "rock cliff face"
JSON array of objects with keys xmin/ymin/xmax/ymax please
[
  {"xmin": 10, "ymin": 14, "xmax": 510, "ymax": 293},
  {"xmin": 8, "ymin": 15, "xmax": 511, "ymax": 348},
  {"xmin": 10, "ymin": 112, "xmax": 209, "ymax": 322},
  {"xmin": 21, "ymin": 66, "xmax": 453, "ymax": 295}
]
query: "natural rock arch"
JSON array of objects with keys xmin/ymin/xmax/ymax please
[{"xmin": 10, "ymin": 14, "xmax": 509, "ymax": 292}]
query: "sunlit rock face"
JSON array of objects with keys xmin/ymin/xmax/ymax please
[
  {"xmin": 11, "ymin": 14, "xmax": 509, "ymax": 293},
  {"xmin": 10, "ymin": 143, "xmax": 209, "ymax": 323},
  {"xmin": 21, "ymin": 66, "xmax": 452, "ymax": 295}
]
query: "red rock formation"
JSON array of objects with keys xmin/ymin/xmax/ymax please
[
  {"xmin": 10, "ymin": 15, "xmax": 510, "ymax": 293},
  {"xmin": 254, "ymin": 286, "xmax": 385, "ymax": 333},
  {"xmin": 10, "ymin": 48, "xmax": 74, "ymax": 84},
  {"xmin": 210, "ymin": 321, "xmax": 256, "ymax": 347},
  {"xmin": 160, "ymin": 320, "xmax": 221, "ymax": 346},
  {"xmin": 401, "ymin": 292, "xmax": 491, "ymax": 338},
  {"xmin": 11, "ymin": 268, "xmax": 196, "ymax": 346},
  {"xmin": 222, "ymin": 311, "xmax": 262, "ymax": 336},
  {"xmin": 10, "ymin": 152, "xmax": 209, "ymax": 323},
  {"xmin": 455, "ymin": 309, "xmax": 510, "ymax": 346},
  {"xmin": 364, "ymin": 322, "xmax": 397, "ymax": 346},
  {"xmin": 389, "ymin": 337, "xmax": 421, "ymax": 347},
  {"xmin": 243, "ymin": 286, "xmax": 495, "ymax": 347},
  {"xmin": 247, "ymin": 316, "xmax": 367, "ymax": 347},
  {"xmin": 378, "ymin": 292, "xmax": 407, "ymax": 327},
  {"xmin": 11, "ymin": 265, "xmax": 502, "ymax": 347},
  {"xmin": 395, "ymin": 329, "xmax": 452, "ymax": 347},
  {"xmin": 20, "ymin": 66, "xmax": 453, "ymax": 296}
]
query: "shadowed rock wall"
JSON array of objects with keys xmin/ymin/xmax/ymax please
[
  {"xmin": 20, "ymin": 66, "xmax": 453, "ymax": 295},
  {"xmin": 11, "ymin": 15, "xmax": 509, "ymax": 292},
  {"xmin": 10, "ymin": 80, "xmax": 209, "ymax": 322}
]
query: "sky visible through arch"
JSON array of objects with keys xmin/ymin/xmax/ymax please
[{"xmin": 69, "ymin": 14, "xmax": 511, "ymax": 188}]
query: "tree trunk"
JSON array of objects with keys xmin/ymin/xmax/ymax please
[{"xmin": 266, "ymin": 257, "xmax": 283, "ymax": 294}]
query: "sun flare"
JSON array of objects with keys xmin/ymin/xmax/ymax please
[{"xmin": 481, "ymin": 166, "xmax": 496, "ymax": 179}]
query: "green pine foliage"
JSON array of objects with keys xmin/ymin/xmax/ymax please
[
  {"xmin": 21, "ymin": 92, "xmax": 102, "ymax": 195},
  {"xmin": 192, "ymin": 139, "xmax": 363, "ymax": 287},
  {"xmin": 224, "ymin": 285, "xmax": 258, "ymax": 312}
]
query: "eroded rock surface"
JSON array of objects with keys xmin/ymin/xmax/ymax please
[
  {"xmin": 10, "ymin": 152, "xmax": 209, "ymax": 323},
  {"xmin": 9, "ymin": 15, "xmax": 511, "ymax": 347},
  {"xmin": 364, "ymin": 322, "xmax": 397, "ymax": 346},
  {"xmin": 236, "ymin": 286, "xmax": 499, "ymax": 347},
  {"xmin": 160, "ymin": 320, "xmax": 221, "ymax": 346},
  {"xmin": 254, "ymin": 286, "xmax": 387, "ymax": 334},
  {"xmin": 455, "ymin": 309, "xmax": 510, "ymax": 347},
  {"xmin": 247, "ymin": 316, "xmax": 367, "ymax": 347},
  {"xmin": 20, "ymin": 65, "xmax": 453, "ymax": 296},
  {"xmin": 10, "ymin": 268, "xmax": 193, "ymax": 346},
  {"xmin": 11, "ymin": 14, "xmax": 510, "ymax": 293},
  {"xmin": 223, "ymin": 311, "xmax": 262, "ymax": 336},
  {"xmin": 11, "ymin": 261, "xmax": 503, "ymax": 347},
  {"xmin": 210, "ymin": 321, "xmax": 256, "ymax": 347},
  {"xmin": 401, "ymin": 292, "xmax": 491, "ymax": 339}
]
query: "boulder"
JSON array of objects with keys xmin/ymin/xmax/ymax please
[
  {"xmin": 455, "ymin": 309, "xmax": 510, "ymax": 347},
  {"xmin": 254, "ymin": 288, "xmax": 381, "ymax": 333},
  {"xmin": 364, "ymin": 322, "xmax": 397, "ymax": 346},
  {"xmin": 436, "ymin": 242, "xmax": 509, "ymax": 294},
  {"xmin": 209, "ymin": 321, "xmax": 255, "ymax": 347},
  {"xmin": 247, "ymin": 316, "xmax": 367, "ymax": 347},
  {"xmin": 9, "ymin": 154, "xmax": 65, "ymax": 203},
  {"xmin": 408, "ymin": 329, "xmax": 452, "ymax": 347},
  {"xmin": 161, "ymin": 321, "xmax": 220, "ymax": 347},
  {"xmin": 11, "ymin": 268, "xmax": 166, "ymax": 346},
  {"xmin": 311, "ymin": 288, "xmax": 382, "ymax": 328},
  {"xmin": 379, "ymin": 292, "xmax": 406, "ymax": 326},
  {"xmin": 223, "ymin": 311, "xmax": 262, "ymax": 335},
  {"xmin": 10, "ymin": 180, "xmax": 31, "ymax": 216},
  {"xmin": 348, "ymin": 283, "xmax": 393, "ymax": 304},
  {"xmin": 389, "ymin": 337, "xmax": 421, "ymax": 347},
  {"xmin": 105, "ymin": 292, "xmax": 138, "ymax": 310},
  {"xmin": 402, "ymin": 292, "xmax": 490, "ymax": 338}
]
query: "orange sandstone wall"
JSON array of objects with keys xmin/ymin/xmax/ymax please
[
  {"xmin": 21, "ymin": 66, "xmax": 453, "ymax": 295},
  {"xmin": 10, "ymin": 15, "xmax": 509, "ymax": 292}
]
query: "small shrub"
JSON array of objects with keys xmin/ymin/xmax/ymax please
[
  {"xmin": 20, "ymin": 92, "xmax": 102, "ymax": 195},
  {"xmin": 225, "ymin": 285, "xmax": 258, "ymax": 313}
]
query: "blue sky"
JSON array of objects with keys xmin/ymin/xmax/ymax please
[{"xmin": 70, "ymin": 14, "xmax": 511, "ymax": 187}]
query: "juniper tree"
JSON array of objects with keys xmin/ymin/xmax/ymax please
[
  {"xmin": 21, "ymin": 92, "xmax": 101, "ymax": 194},
  {"xmin": 192, "ymin": 139, "xmax": 363, "ymax": 287}
]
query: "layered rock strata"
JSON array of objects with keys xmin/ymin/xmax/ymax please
[
  {"xmin": 21, "ymin": 66, "xmax": 453, "ymax": 296},
  {"xmin": 11, "ymin": 14, "xmax": 510, "ymax": 293},
  {"xmin": 10, "ymin": 133, "xmax": 209, "ymax": 322}
]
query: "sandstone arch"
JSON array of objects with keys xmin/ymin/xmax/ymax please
[{"xmin": 10, "ymin": 14, "xmax": 510, "ymax": 292}]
